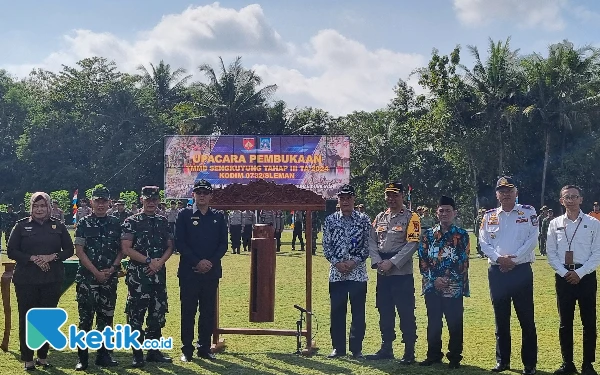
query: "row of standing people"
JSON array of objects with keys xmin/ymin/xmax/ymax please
[{"xmin": 323, "ymin": 177, "xmax": 600, "ymax": 375}]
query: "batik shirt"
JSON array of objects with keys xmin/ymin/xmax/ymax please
[
  {"xmin": 322, "ymin": 210, "xmax": 371, "ymax": 282},
  {"xmin": 418, "ymin": 224, "xmax": 470, "ymax": 298}
]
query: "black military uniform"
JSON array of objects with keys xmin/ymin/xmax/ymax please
[
  {"xmin": 292, "ymin": 210, "xmax": 305, "ymax": 251},
  {"xmin": 176, "ymin": 180, "xmax": 228, "ymax": 361}
]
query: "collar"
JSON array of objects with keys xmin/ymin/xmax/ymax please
[
  {"xmin": 193, "ymin": 203, "xmax": 212, "ymax": 215},
  {"xmin": 384, "ymin": 206, "xmax": 406, "ymax": 217},
  {"xmin": 562, "ymin": 210, "xmax": 584, "ymax": 224},
  {"xmin": 337, "ymin": 210, "xmax": 361, "ymax": 221},
  {"xmin": 433, "ymin": 223, "xmax": 455, "ymax": 235},
  {"xmin": 496, "ymin": 204, "xmax": 519, "ymax": 214}
]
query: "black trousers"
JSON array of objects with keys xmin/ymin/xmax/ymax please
[
  {"xmin": 229, "ymin": 224, "xmax": 242, "ymax": 251},
  {"xmin": 179, "ymin": 277, "xmax": 219, "ymax": 356},
  {"xmin": 292, "ymin": 226, "xmax": 304, "ymax": 249},
  {"xmin": 488, "ymin": 263, "xmax": 537, "ymax": 367},
  {"xmin": 329, "ymin": 281, "xmax": 366, "ymax": 353},
  {"xmin": 14, "ymin": 282, "xmax": 62, "ymax": 361},
  {"xmin": 274, "ymin": 229, "xmax": 282, "ymax": 251},
  {"xmin": 376, "ymin": 274, "xmax": 417, "ymax": 344},
  {"xmin": 556, "ymin": 271, "xmax": 597, "ymax": 363},
  {"xmin": 242, "ymin": 224, "xmax": 252, "ymax": 249},
  {"xmin": 424, "ymin": 293, "xmax": 464, "ymax": 362}
]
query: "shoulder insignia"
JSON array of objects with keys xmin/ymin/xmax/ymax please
[
  {"xmin": 521, "ymin": 204, "xmax": 534, "ymax": 210},
  {"xmin": 485, "ymin": 208, "xmax": 496, "ymax": 214},
  {"xmin": 16, "ymin": 217, "xmax": 29, "ymax": 223}
]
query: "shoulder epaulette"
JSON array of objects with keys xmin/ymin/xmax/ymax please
[
  {"xmin": 15, "ymin": 217, "xmax": 29, "ymax": 223},
  {"xmin": 520, "ymin": 204, "xmax": 534, "ymax": 210},
  {"xmin": 485, "ymin": 208, "xmax": 496, "ymax": 214}
]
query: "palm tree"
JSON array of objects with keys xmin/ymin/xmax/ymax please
[
  {"xmin": 461, "ymin": 38, "xmax": 522, "ymax": 176},
  {"xmin": 191, "ymin": 56, "xmax": 277, "ymax": 134},
  {"xmin": 522, "ymin": 41, "xmax": 600, "ymax": 205},
  {"xmin": 137, "ymin": 60, "xmax": 191, "ymax": 111}
]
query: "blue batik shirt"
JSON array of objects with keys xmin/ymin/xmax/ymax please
[
  {"xmin": 418, "ymin": 224, "xmax": 470, "ymax": 298},
  {"xmin": 322, "ymin": 210, "xmax": 371, "ymax": 282}
]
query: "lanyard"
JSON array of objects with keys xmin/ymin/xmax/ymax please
[{"xmin": 564, "ymin": 217, "xmax": 583, "ymax": 252}]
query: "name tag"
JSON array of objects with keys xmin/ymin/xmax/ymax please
[{"xmin": 191, "ymin": 217, "xmax": 200, "ymax": 220}]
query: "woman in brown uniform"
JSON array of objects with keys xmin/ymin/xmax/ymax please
[{"xmin": 7, "ymin": 192, "xmax": 74, "ymax": 370}]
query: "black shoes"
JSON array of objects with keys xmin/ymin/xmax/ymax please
[
  {"xmin": 365, "ymin": 347, "xmax": 394, "ymax": 360},
  {"xmin": 197, "ymin": 351, "xmax": 217, "ymax": 360},
  {"xmin": 582, "ymin": 363, "xmax": 598, "ymax": 375},
  {"xmin": 146, "ymin": 350, "xmax": 173, "ymax": 363},
  {"xmin": 132, "ymin": 350, "xmax": 145, "ymax": 368},
  {"xmin": 523, "ymin": 366, "xmax": 537, "ymax": 375},
  {"xmin": 419, "ymin": 357, "xmax": 442, "ymax": 366},
  {"xmin": 554, "ymin": 362, "xmax": 577, "ymax": 375},
  {"xmin": 449, "ymin": 361, "xmax": 461, "ymax": 369},
  {"xmin": 492, "ymin": 362, "xmax": 510, "ymax": 372},
  {"xmin": 327, "ymin": 349, "xmax": 346, "ymax": 358},
  {"xmin": 180, "ymin": 353, "xmax": 193, "ymax": 362},
  {"xmin": 95, "ymin": 350, "xmax": 118, "ymax": 367},
  {"xmin": 351, "ymin": 351, "xmax": 364, "ymax": 359},
  {"xmin": 75, "ymin": 348, "xmax": 88, "ymax": 371}
]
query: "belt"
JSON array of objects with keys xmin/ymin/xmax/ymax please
[
  {"xmin": 564, "ymin": 264, "xmax": 583, "ymax": 270},
  {"xmin": 378, "ymin": 252, "xmax": 397, "ymax": 260}
]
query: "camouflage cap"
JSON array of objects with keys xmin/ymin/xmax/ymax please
[
  {"xmin": 91, "ymin": 187, "xmax": 110, "ymax": 200},
  {"xmin": 141, "ymin": 186, "xmax": 160, "ymax": 199}
]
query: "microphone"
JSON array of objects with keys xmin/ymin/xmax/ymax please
[{"xmin": 294, "ymin": 304, "xmax": 313, "ymax": 315}]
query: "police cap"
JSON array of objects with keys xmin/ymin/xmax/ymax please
[
  {"xmin": 495, "ymin": 176, "xmax": 516, "ymax": 190},
  {"xmin": 193, "ymin": 179, "xmax": 213, "ymax": 193}
]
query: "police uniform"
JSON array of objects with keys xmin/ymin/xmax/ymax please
[
  {"xmin": 475, "ymin": 209, "xmax": 486, "ymax": 257},
  {"xmin": 292, "ymin": 210, "xmax": 305, "ymax": 251},
  {"xmin": 547, "ymin": 208, "xmax": 600, "ymax": 373},
  {"xmin": 479, "ymin": 176, "xmax": 538, "ymax": 373},
  {"xmin": 6, "ymin": 192, "xmax": 74, "ymax": 367},
  {"xmin": 367, "ymin": 182, "xmax": 420, "ymax": 363},
  {"xmin": 273, "ymin": 211, "xmax": 285, "ymax": 252},
  {"xmin": 540, "ymin": 211, "xmax": 554, "ymax": 256},
  {"xmin": 51, "ymin": 206, "xmax": 65, "ymax": 223},
  {"xmin": 122, "ymin": 186, "xmax": 173, "ymax": 367},
  {"xmin": 228, "ymin": 210, "xmax": 243, "ymax": 254},
  {"xmin": 241, "ymin": 210, "xmax": 255, "ymax": 251},
  {"xmin": 308, "ymin": 211, "xmax": 321, "ymax": 255},
  {"xmin": 73, "ymin": 187, "xmax": 122, "ymax": 370},
  {"xmin": 111, "ymin": 200, "xmax": 132, "ymax": 224},
  {"xmin": 76, "ymin": 204, "xmax": 92, "ymax": 223},
  {"xmin": 176, "ymin": 180, "xmax": 228, "ymax": 361}
]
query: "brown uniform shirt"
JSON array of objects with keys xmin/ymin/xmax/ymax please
[
  {"xmin": 7, "ymin": 217, "xmax": 74, "ymax": 284},
  {"xmin": 369, "ymin": 208, "xmax": 421, "ymax": 276}
]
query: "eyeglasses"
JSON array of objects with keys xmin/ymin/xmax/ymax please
[{"xmin": 561, "ymin": 195, "xmax": 580, "ymax": 201}]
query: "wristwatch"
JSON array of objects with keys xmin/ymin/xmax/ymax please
[{"xmin": 145, "ymin": 256, "xmax": 152, "ymax": 264}]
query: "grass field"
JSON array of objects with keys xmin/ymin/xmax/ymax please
[{"xmin": 0, "ymin": 230, "xmax": 593, "ymax": 374}]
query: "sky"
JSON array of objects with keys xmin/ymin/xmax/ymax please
[{"xmin": 2, "ymin": 0, "xmax": 600, "ymax": 116}]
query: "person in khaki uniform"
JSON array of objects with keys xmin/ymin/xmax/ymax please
[{"xmin": 366, "ymin": 181, "xmax": 421, "ymax": 365}]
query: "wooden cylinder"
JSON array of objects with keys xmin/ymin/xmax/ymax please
[{"xmin": 249, "ymin": 224, "xmax": 276, "ymax": 322}]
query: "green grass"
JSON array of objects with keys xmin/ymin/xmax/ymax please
[{"xmin": 0, "ymin": 231, "xmax": 593, "ymax": 374}]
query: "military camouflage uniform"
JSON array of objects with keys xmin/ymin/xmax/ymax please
[
  {"xmin": 121, "ymin": 213, "xmax": 172, "ymax": 343},
  {"xmin": 111, "ymin": 209, "xmax": 131, "ymax": 224},
  {"xmin": 74, "ymin": 214, "xmax": 122, "ymax": 332}
]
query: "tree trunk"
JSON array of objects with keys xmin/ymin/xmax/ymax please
[
  {"xmin": 497, "ymin": 121, "xmax": 504, "ymax": 175},
  {"xmin": 540, "ymin": 128, "xmax": 550, "ymax": 207}
]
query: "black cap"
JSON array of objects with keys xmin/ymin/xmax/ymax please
[
  {"xmin": 337, "ymin": 184, "xmax": 355, "ymax": 196},
  {"xmin": 548, "ymin": 208, "xmax": 554, "ymax": 212},
  {"xmin": 7, "ymin": 204, "xmax": 13, "ymax": 208},
  {"xmin": 385, "ymin": 182, "xmax": 403, "ymax": 194},
  {"xmin": 141, "ymin": 186, "xmax": 160, "ymax": 199},
  {"xmin": 438, "ymin": 195, "xmax": 456, "ymax": 209},
  {"xmin": 91, "ymin": 187, "xmax": 110, "ymax": 200},
  {"xmin": 115, "ymin": 199, "xmax": 125, "ymax": 205},
  {"xmin": 496, "ymin": 176, "xmax": 516, "ymax": 190},
  {"xmin": 193, "ymin": 179, "xmax": 213, "ymax": 192},
  {"xmin": 594, "ymin": 202, "xmax": 599, "ymax": 206}
]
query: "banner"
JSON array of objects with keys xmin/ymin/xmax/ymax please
[{"xmin": 164, "ymin": 135, "xmax": 350, "ymax": 199}]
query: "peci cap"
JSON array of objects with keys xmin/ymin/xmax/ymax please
[
  {"xmin": 385, "ymin": 182, "xmax": 403, "ymax": 194},
  {"xmin": 438, "ymin": 195, "xmax": 456, "ymax": 209},
  {"xmin": 91, "ymin": 187, "xmax": 110, "ymax": 200},
  {"xmin": 141, "ymin": 186, "xmax": 160, "ymax": 199},
  {"xmin": 193, "ymin": 179, "xmax": 213, "ymax": 193},
  {"xmin": 495, "ymin": 176, "xmax": 516, "ymax": 190}
]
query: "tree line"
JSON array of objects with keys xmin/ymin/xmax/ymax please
[{"xmin": 1, "ymin": 38, "xmax": 599, "ymax": 223}]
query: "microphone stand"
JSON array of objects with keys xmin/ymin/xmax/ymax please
[{"xmin": 295, "ymin": 309, "xmax": 305, "ymax": 355}]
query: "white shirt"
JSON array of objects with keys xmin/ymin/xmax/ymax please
[
  {"xmin": 479, "ymin": 204, "xmax": 538, "ymax": 265},
  {"xmin": 546, "ymin": 210, "xmax": 600, "ymax": 278}
]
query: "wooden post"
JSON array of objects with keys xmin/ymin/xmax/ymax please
[
  {"xmin": 303, "ymin": 210, "xmax": 314, "ymax": 355},
  {"xmin": 1, "ymin": 262, "xmax": 15, "ymax": 352}
]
